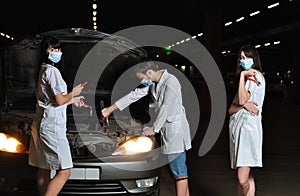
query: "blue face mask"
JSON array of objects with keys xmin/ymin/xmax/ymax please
[
  {"xmin": 240, "ymin": 58, "xmax": 253, "ymax": 70},
  {"xmin": 48, "ymin": 51, "xmax": 62, "ymax": 63},
  {"xmin": 141, "ymin": 79, "xmax": 153, "ymax": 87}
]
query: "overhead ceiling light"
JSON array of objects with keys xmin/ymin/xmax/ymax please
[
  {"xmin": 250, "ymin": 11, "xmax": 260, "ymax": 16},
  {"xmin": 180, "ymin": 66, "xmax": 186, "ymax": 72},
  {"xmin": 274, "ymin": 41, "xmax": 280, "ymax": 45},
  {"xmin": 225, "ymin": 21, "xmax": 233, "ymax": 26},
  {"xmin": 236, "ymin": 17, "xmax": 244, "ymax": 22},
  {"xmin": 267, "ymin": 2, "xmax": 279, "ymax": 9}
]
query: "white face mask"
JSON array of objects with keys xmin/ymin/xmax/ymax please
[
  {"xmin": 48, "ymin": 51, "xmax": 62, "ymax": 63},
  {"xmin": 239, "ymin": 58, "xmax": 253, "ymax": 70}
]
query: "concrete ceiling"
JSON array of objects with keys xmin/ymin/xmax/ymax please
[{"xmin": 0, "ymin": 0, "xmax": 299, "ymax": 63}]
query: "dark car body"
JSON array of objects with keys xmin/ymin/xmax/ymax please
[{"xmin": 0, "ymin": 28, "xmax": 161, "ymax": 195}]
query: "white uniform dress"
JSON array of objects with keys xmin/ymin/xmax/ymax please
[
  {"xmin": 229, "ymin": 70, "xmax": 265, "ymax": 169},
  {"xmin": 28, "ymin": 63, "xmax": 73, "ymax": 170}
]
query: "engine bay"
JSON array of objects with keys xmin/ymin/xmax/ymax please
[{"xmin": 0, "ymin": 109, "xmax": 146, "ymax": 158}]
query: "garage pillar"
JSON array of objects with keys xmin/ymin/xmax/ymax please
[{"xmin": 203, "ymin": 3, "xmax": 223, "ymax": 67}]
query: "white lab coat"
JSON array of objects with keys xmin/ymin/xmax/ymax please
[{"xmin": 115, "ymin": 70, "xmax": 192, "ymax": 154}]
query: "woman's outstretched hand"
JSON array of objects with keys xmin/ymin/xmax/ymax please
[{"xmin": 72, "ymin": 84, "xmax": 84, "ymax": 97}]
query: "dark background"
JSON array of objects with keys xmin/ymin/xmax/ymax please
[
  {"xmin": 1, "ymin": 0, "xmax": 299, "ymax": 78},
  {"xmin": 1, "ymin": 1, "xmax": 300, "ymax": 195},
  {"xmin": 1, "ymin": 0, "xmax": 300, "ymax": 154},
  {"xmin": 1, "ymin": 0, "xmax": 299, "ymax": 142}
]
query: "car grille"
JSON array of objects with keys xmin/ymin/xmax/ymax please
[{"xmin": 59, "ymin": 180, "xmax": 127, "ymax": 195}]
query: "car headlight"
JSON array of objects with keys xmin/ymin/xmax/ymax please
[
  {"xmin": 0, "ymin": 133, "xmax": 28, "ymax": 154},
  {"xmin": 112, "ymin": 136, "xmax": 154, "ymax": 155}
]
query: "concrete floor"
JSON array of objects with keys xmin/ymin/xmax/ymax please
[
  {"xmin": 1, "ymin": 87, "xmax": 298, "ymax": 196},
  {"xmin": 160, "ymin": 90, "xmax": 300, "ymax": 196}
]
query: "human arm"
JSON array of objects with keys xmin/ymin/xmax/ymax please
[
  {"xmin": 101, "ymin": 86, "xmax": 149, "ymax": 117},
  {"xmin": 228, "ymin": 101, "xmax": 259, "ymax": 115},
  {"xmin": 48, "ymin": 67, "xmax": 84, "ymax": 106},
  {"xmin": 114, "ymin": 86, "xmax": 149, "ymax": 111},
  {"xmin": 228, "ymin": 103, "xmax": 243, "ymax": 115},
  {"xmin": 243, "ymin": 101, "xmax": 259, "ymax": 115},
  {"xmin": 142, "ymin": 126, "xmax": 155, "ymax": 136},
  {"xmin": 100, "ymin": 104, "xmax": 118, "ymax": 126},
  {"xmin": 55, "ymin": 84, "xmax": 83, "ymax": 106},
  {"xmin": 238, "ymin": 69, "xmax": 257, "ymax": 105},
  {"xmin": 101, "ymin": 86, "xmax": 149, "ymax": 125},
  {"xmin": 67, "ymin": 96, "xmax": 86, "ymax": 107},
  {"xmin": 101, "ymin": 104, "xmax": 118, "ymax": 118}
]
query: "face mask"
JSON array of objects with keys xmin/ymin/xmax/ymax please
[
  {"xmin": 48, "ymin": 51, "xmax": 62, "ymax": 63},
  {"xmin": 240, "ymin": 58, "xmax": 253, "ymax": 70},
  {"xmin": 141, "ymin": 79, "xmax": 153, "ymax": 87}
]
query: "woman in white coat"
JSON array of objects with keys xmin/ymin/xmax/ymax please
[
  {"xmin": 29, "ymin": 36, "xmax": 85, "ymax": 196},
  {"xmin": 102, "ymin": 62, "xmax": 192, "ymax": 196},
  {"xmin": 228, "ymin": 45, "xmax": 266, "ymax": 196}
]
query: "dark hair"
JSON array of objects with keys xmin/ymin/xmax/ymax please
[
  {"xmin": 40, "ymin": 35, "xmax": 61, "ymax": 64},
  {"xmin": 134, "ymin": 61, "xmax": 159, "ymax": 74},
  {"xmin": 39, "ymin": 35, "xmax": 65, "ymax": 79},
  {"xmin": 235, "ymin": 44, "xmax": 263, "ymax": 76}
]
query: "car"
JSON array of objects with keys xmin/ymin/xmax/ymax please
[{"xmin": 0, "ymin": 28, "xmax": 161, "ymax": 195}]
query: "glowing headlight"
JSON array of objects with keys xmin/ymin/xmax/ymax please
[
  {"xmin": 0, "ymin": 133, "xmax": 28, "ymax": 154},
  {"xmin": 112, "ymin": 136, "xmax": 154, "ymax": 155}
]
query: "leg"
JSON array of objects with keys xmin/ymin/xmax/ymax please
[
  {"xmin": 176, "ymin": 176, "xmax": 190, "ymax": 196},
  {"xmin": 248, "ymin": 170, "xmax": 255, "ymax": 196},
  {"xmin": 37, "ymin": 168, "xmax": 51, "ymax": 196},
  {"xmin": 45, "ymin": 168, "xmax": 70, "ymax": 196},
  {"xmin": 237, "ymin": 167, "xmax": 251, "ymax": 196},
  {"xmin": 168, "ymin": 151, "xmax": 190, "ymax": 196}
]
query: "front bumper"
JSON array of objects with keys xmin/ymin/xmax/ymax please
[
  {"xmin": 0, "ymin": 151, "xmax": 161, "ymax": 195},
  {"xmin": 60, "ymin": 152, "xmax": 161, "ymax": 195}
]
